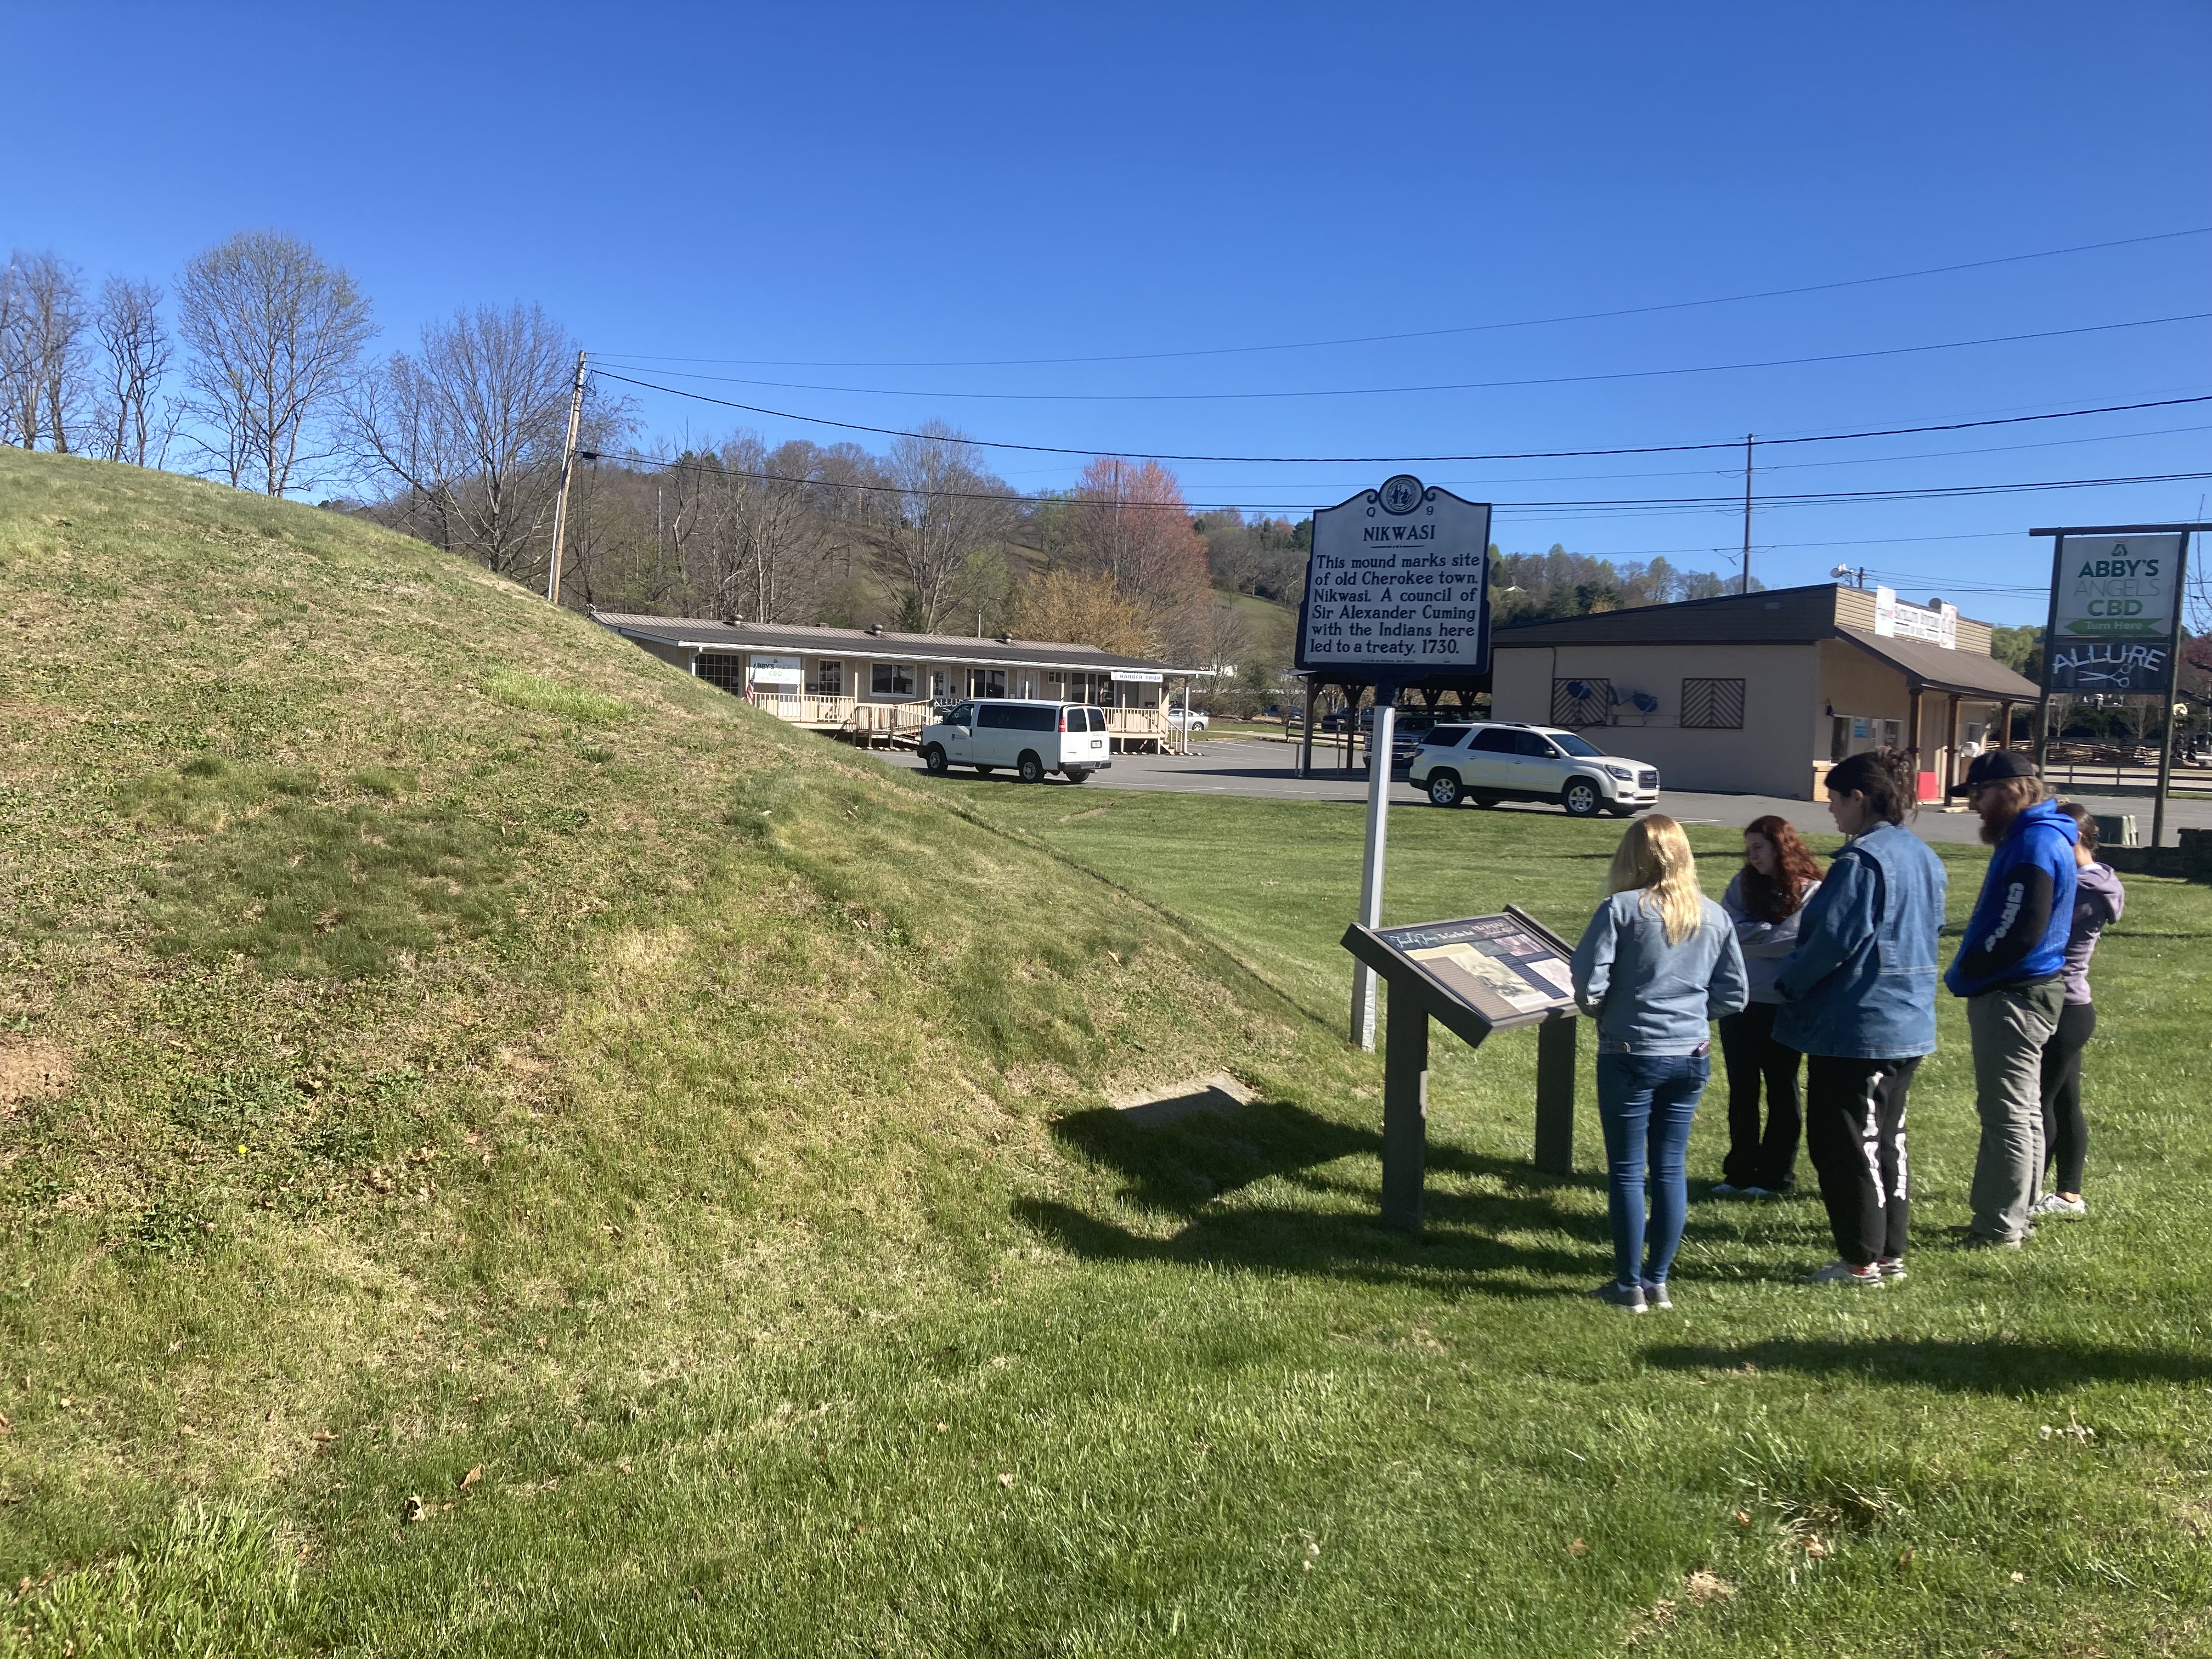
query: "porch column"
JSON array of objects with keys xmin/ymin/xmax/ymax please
[
  {"xmin": 1908, "ymin": 686, "xmax": 1923, "ymax": 799},
  {"xmin": 1946, "ymin": 692, "xmax": 1962, "ymax": 798},
  {"xmin": 1998, "ymin": 699, "xmax": 2014, "ymax": 749}
]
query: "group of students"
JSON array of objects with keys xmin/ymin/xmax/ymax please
[{"xmin": 1567, "ymin": 746, "xmax": 2124, "ymax": 1312}]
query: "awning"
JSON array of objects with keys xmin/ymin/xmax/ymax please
[{"xmin": 1836, "ymin": 627, "xmax": 2038, "ymax": 701}]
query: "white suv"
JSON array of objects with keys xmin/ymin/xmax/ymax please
[
  {"xmin": 1407, "ymin": 721, "xmax": 1659, "ymax": 817},
  {"xmin": 919, "ymin": 699, "xmax": 1113, "ymax": 783}
]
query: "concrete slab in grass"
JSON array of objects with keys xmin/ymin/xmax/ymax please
[{"xmin": 1109, "ymin": 1071, "xmax": 1256, "ymax": 1127}]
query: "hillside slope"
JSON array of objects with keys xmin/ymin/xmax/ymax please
[{"xmin": 0, "ymin": 452, "xmax": 1338, "ymax": 1635}]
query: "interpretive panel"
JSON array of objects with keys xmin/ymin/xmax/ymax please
[
  {"xmin": 1296, "ymin": 475, "xmax": 1493, "ymax": 677},
  {"xmin": 1350, "ymin": 911, "xmax": 1578, "ymax": 1034}
]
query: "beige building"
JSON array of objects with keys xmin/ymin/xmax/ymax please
[
  {"xmin": 1489, "ymin": 583, "xmax": 2040, "ymax": 800},
  {"xmin": 592, "ymin": 612, "xmax": 1212, "ymax": 752}
]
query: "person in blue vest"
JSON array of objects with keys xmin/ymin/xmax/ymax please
[
  {"xmin": 1944, "ymin": 749, "xmax": 2079, "ymax": 1247},
  {"xmin": 1774, "ymin": 749, "xmax": 1948, "ymax": 1288}
]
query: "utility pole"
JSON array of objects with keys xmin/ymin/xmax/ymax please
[
  {"xmin": 1740, "ymin": 433, "xmax": 1755, "ymax": 595},
  {"xmin": 545, "ymin": 350, "xmax": 588, "ymax": 606}
]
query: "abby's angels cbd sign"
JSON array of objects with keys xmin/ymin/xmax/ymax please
[
  {"xmin": 2045, "ymin": 532, "xmax": 2183, "ymax": 695},
  {"xmin": 1296, "ymin": 476, "xmax": 1493, "ymax": 678}
]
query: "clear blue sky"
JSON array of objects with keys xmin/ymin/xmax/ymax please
[{"xmin": 9, "ymin": 1, "xmax": 2210, "ymax": 623}]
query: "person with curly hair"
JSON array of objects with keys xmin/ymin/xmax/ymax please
[{"xmin": 1713, "ymin": 815, "xmax": 1822, "ymax": 1198}]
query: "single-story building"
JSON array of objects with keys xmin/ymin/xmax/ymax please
[
  {"xmin": 1488, "ymin": 583, "xmax": 2040, "ymax": 800},
  {"xmin": 591, "ymin": 612, "xmax": 1213, "ymax": 752}
]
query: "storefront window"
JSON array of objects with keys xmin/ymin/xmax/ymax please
[{"xmin": 871, "ymin": 662, "xmax": 916, "ymax": 696}]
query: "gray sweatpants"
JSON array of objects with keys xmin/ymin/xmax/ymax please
[{"xmin": 1966, "ymin": 979, "xmax": 2065, "ymax": 1242}]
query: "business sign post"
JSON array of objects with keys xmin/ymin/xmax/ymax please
[
  {"xmin": 1297, "ymin": 477, "xmax": 1494, "ymax": 1050},
  {"xmin": 2032, "ymin": 523, "xmax": 2204, "ymax": 849}
]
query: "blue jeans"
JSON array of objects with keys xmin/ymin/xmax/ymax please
[{"xmin": 1595, "ymin": 1051, "xmax": 1711, "ymax": 1288}]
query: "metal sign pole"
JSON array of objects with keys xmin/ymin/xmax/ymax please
[
  {"xmin": 1350, "ymin": 691, "xmax": 1397, "ymax": 1051},
  {"xmin": 2152, "ymin": 531, "xmax": 2191, "ymax": 850},
  {"xmin": 2034, "ymin": 532, "xmax": 2064, "ymax": 776}
]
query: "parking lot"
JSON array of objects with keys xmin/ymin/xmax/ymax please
[{"xmin": 876, "ymin": 735, "xmax": 2212, "ymax": 846}]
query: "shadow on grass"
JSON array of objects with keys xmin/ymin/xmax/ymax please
[
  {"xmin": 1024, "ymin": 1098, "xmax": 1766, "ymax": 1296},
  {"xmin": 1645, "ymin": 1336, "xmax": 2212, "ymax": 1393}
]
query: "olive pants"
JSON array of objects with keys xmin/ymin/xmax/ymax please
[{"xmin": 1965, "ymin": 978, "xmax": 2065, "ymax": 1243}]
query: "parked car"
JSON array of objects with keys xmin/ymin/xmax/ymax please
[
  {"xmin": 1165, "ymin": 704, "xmax": 1210, "ymax": 733},
  {"xmin": 1406, "ymin": 721, "xmax": 1660, "ymax": 817},
  {"xmin": 919, "ymin": 699, "xmax": 1113, "ymax": 783}
]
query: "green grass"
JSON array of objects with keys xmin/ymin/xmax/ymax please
[{"xmin": 4, "ymin": 448, "xmax": 2212, "ymax": 1655}]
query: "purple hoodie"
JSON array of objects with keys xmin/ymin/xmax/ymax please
[{"xmin": 2062, "ymin": 860, "xmax": 2125, "ymax": 1006}]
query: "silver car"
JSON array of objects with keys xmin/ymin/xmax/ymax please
[{"xmin": 1407, "ymin": 721, "xmax": 1660, "ymax": 817}]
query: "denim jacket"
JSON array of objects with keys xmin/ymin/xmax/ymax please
[
  {"xmin": 1571, "ymin": 891, "xmax": 1748, "ymax": 1054},
  {"xmin": 1773, "ymin": 821, "xmax": 1948, "ymax": 1058}
]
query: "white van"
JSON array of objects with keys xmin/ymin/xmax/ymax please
[{"xmin": 919, "ymin": 699, "xmax": 1113, "ymax": 783}]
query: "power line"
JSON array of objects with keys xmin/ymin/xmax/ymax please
[
  {"xmin": 599, "ymin": 445, "xmax": 2212, "ymax": 513},
  {"xmin": 594, "ymin": 370, "xmax": 2212, "ymax": 465},
  {"xmin": 597, "ymin": 309, "xmax": 2212, "ymax": 404},
  {"xmin": 594, "ymin": 224, "xmax": 2212, "ymax": 369}
]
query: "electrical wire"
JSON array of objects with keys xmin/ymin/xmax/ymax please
[
  {"xmin": 592, "ymin": 373, "xmax": 2212, "ymax": 465},
  {"xmin": 595, "ymin": 308, "xmax": 2212, "ymax": 404},
  {"xmin": 592, "ymin": 224, "xmax": 2212, "ymax": 369},
  {"xmin": 596, "ymin": 445, "xmax": 2212, "ymax": 513}
]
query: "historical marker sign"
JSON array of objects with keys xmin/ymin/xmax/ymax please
[{"xmin": 1296, "ymin": 476, "xmax": 1493, "ymax": 678}]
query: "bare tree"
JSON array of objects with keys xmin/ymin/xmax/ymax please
[
  {"xmin": 878, "ymin": 422, "xmax": 1012, "ymax": 631},
  {"xmin": 88, "ymin": 276, "xmax": 176, "ymax": 466},
  {"xmin": 1, "ymin": 251, "xmax": 89, "ymax": 452},
  {"xmin": 177, "ymin": 230, "xmax": 375, "ymax": 495},
  {"xmin": 670, "ymin": 435, "xmax": 834, "ymax": 623},
  {"xmin": 348, "ymin": 304, "xmax": 578, "ymax": 577}
]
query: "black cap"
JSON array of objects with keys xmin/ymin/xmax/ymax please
[{"xmin": 1964, "ymin": 749, "xmax": 2038, "ymax": 787}]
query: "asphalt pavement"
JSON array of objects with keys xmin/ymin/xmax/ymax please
[{"xmin": 873, "ymin": 736, "xmax": 2212, "ymax": 847}]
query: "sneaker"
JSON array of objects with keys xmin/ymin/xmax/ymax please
[
  {"xmin": 1958, "ymin": 1231, "xmax": 2025, "ymax": 1250},
  {"xmin": 1802, "ymin": 1260, "xmax": 1884, "ymax": 1287},
  {"xmin": 1708, "ymin": 1182, "xmax": 1742, "ymax": 1198},
  {"xmin": 1875, "ymin": 1257, "xmax": 1906, "ymax": 1282},
  {"xmin": 1592, "ymin": 1280, "xmax": 1648, "ymax": 1313},
  {"xmin": 1640, "ymin": 1279, "xmax": 1673, "ymax": 1310},
  {"xmin": 2030, "ymin": 1192, "xmax": 2087, "ymax": 1220},
  {"xmin": 1738, "ymin": 1185, "xmax": 1774, "ymax": 1199}
]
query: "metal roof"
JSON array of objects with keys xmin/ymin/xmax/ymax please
[
  {"xmin": 1833, "ymin": 628, "xmax": 2039, "ymax": 701},
  {"xmin": 1487, "ymin": 582, "xmax": 2036, "ymax": 699},
  {"xmin": 1488, "ymin": 583, "xmax": 1844, "ymax": 646},
  {"xmin": 590, "ymin": 612, "xmax": 1212, "ymax": 676}
]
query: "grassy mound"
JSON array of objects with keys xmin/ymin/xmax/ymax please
[{"xmin": 4, "ymin": 448, "xmax": 2211, "ymax": 1656}]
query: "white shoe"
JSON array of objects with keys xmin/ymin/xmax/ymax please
[
  {"xmin": 1802, "ymin": 1260, "xmax": 1884, "ymax": 1287},
  {"xmin": 2029, "ymin": 1192, "xmax": 2087, "ymax": 1219}
]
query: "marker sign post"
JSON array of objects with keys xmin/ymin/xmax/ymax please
[
  {"xmin": 1297, "ymin": 476, "xmax": 1493, "ymax": 1050},
  {"xmin": 2032, "ymin": 524, "xmax": 2202, "ymax": 849},
  {"xmin": 1340, "ymin": 905, "xmax": 1581, "ymax": 1231}
]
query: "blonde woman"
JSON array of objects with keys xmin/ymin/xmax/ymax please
[{"xmin": 1570, "ymin": 816, "xmax": 1749, "ymax": 1312}]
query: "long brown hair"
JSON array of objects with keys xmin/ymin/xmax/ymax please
[
  {"xmin": 1607, "ymin": 815, "xmax": 1703, "ymax": 944},
  {"xmin": 1740, "ymin": 815, "xmax": 1823, "ymax": 922}
]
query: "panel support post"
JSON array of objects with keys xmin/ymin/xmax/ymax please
[
  {"xmin": 1534, "ymin": 1015, "xmax": 1577, "ymax": 1175},
  {"xmin": 1380, "ymin": 985, "xmax": 1429, "ymax": 1232},
  {"xmin": 1298, "ymin": 677, "xmax": 1317, "ymax": 777},
  {"xmin": 1349, "ymin": 693, "xmax": 1398, "ymax": 1051}
]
